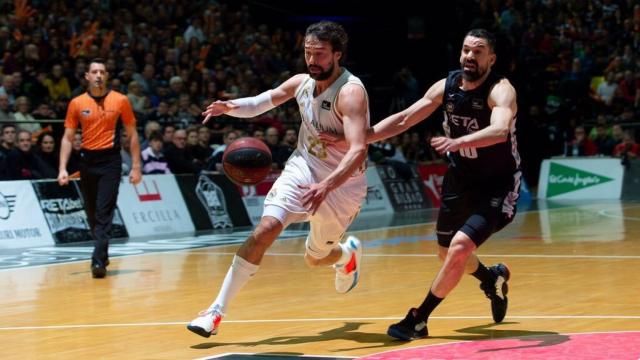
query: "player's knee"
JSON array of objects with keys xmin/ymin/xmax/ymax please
[
  {"xmin": 251, "ymin": 217, "xmax": 282, "ymax": 248},
  {"xmin": 446, "ymin": 238, "xmax": 474, "ymax": 266}
]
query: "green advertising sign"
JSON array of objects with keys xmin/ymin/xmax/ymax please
[{"xmin": 547, "ymin": 162, "xmax": 614, "ymax": 197}]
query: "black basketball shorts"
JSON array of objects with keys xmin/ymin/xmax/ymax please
[{"xmin": 436, "ymin": 167, "xmax": 521, "ymax": 248}]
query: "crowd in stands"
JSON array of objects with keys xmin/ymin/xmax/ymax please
[{"xmin": 0, "ymin": 0, "xmax": 639, "ymax": 185}]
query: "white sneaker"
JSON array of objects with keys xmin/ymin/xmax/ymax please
[
  {"xmin": 187, "ymin": 305, "xmax": 224, "ymax": 338},
  {"xmin": 334, "ymin": 236, "xmax": 363, "ymax": 293}
]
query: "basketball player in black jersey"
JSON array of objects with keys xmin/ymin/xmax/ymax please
[{"xmin": 322, "ymin": 29, "xmax": 520, "ymax": 340}]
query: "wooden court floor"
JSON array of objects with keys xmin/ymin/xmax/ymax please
[{"xmin": 1, "ymin": 201, "xmax": 639, "ymax": 359}]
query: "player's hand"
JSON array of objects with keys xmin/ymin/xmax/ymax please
[
  {"xmin": 430, "ymin": 136, "xmax": 460, "ymax": 154},
  {"xmin": 299, "ymin": 182, "xmax": 330, "ymax": 215},
  {"xmin": 202, "ymin": 100, "xmax": 239, "ymax": 124},
  {"xmin": 57, "ymin": 169, "xmax": 69, "ymax": 186},
  {"xmin": 129, "ymin": 168, "xmax": 142, "ymax": 185}
]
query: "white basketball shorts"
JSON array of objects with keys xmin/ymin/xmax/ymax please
[{"xmin": 263, "ymin": 153, "xmax": 366, "ymax": 259}]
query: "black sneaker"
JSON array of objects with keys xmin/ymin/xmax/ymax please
[
  {"xmin": 91, "ymin": 263, "xmax": 106, "ymax": 278},
  {"xmin": 387, "ymin": 308, "xmax": 428, "ymax": 340},
  {"xmin": 480, "ymin": 263, "xmax": 511, "ymax": 323}
]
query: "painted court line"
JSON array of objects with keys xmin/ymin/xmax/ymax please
[
  {"xmin": 186, "ymin": 251, "xmax": 640, "ymax": 260},
  {"xmin": 2, "ymin": 315, "xmax": 639, "ymax": 331}
]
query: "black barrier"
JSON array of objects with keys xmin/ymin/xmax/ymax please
[
  {"xmin": 622, "ymin": 159, "xmax": 640, "ymax": 200},
  {"xmin": 175, "ymin": 173, "xmax": 251, "ymax": 231},
  {"xmin": 31, "ymin": 180, "xmax": 128, "ymax": 244},
  {"xmin": 376, "ymin": 163, "xmax": 431, "ymax": 211}
]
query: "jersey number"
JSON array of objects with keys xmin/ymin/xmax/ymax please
[
  {"xmin": 307, "ymin": 136, "xmax": 328, "ymax": 159},
  {"xmin": 459, "ymin": 147, "xmax": 478, "ymax": 159}
]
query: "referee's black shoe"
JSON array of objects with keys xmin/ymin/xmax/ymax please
[
  {"xmin": 480, "ymin": 263, "xmax": 511, "ymax": 323},
  {"xmin": 91, "ymin": 261, "xmax": 107, "ymax": 278}
]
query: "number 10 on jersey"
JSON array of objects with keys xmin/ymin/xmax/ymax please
[{"xmin": 459, "ymin": 146, "xmax": 478, "ymax": 158}]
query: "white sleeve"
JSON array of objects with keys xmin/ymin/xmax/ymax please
[{"xmin": 226, "ymin": 90, "xmax": 276, "ymax": 118}]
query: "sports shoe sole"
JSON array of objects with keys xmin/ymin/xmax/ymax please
[
  {"xmin": 186, "ymin": 324, "xmax": 213, "ymax": 338},
  {"xmin": 387, "ymin": 326, "xmax": 427, "ymax": 341}
]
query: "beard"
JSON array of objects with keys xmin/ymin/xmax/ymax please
[
  {"xmin": 308, "ymin": 62, "xmax": 334, "ymax": 81},
  {"xmin": 461, "ymin": 60, "xmax": 486, "ymax": 82}
]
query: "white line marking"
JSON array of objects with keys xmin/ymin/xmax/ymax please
[
  {"xmin": 186, "ymin": 252, "xmax": 640, "ymax": 260},
  {"xmin": 2, "ymin": 316, "xmax": 639, "ymax": 331}
]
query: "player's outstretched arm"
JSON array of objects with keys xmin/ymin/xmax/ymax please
[
  {"xmin": 318, "ymin": 78, "xmax": 446, "ymax": 146},
  {"xmin": 202, "ymin": 74, "xmax": 306, "ymax": 124},
  {"xmin": 367, "ymin": 78, "xmax": 446, "ymax": 143}
]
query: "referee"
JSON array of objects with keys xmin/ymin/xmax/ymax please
[{"xmin": 58, "ymin": 58, "xmax": 142, "ymax": 278}]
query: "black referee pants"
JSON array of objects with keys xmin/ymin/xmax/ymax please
[{"xmin": 79, "ymin": 148, "xmax": 121, "ymax": 266}]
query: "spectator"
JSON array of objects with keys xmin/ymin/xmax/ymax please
[
  {"xmin": 592, "ymin": 124, "xmax": 616, "ymax": 156},
  {"xmin": 165, "ymin": 129, "xmax": 200, "ymax": 174},
  {"xmin": 0, "ymin": 93, "xmax": 15, "ymax": 121},
  {"xmin": 140, "ymin": 120, "xmax": 161, "ymax": 150},
  {"xmin": 0, "ymin": 74, "xmax": 16, "ymax": 106},
  {"xmin": 252, "ymin": 128, "xmax": 265, "ymax": 141},
  {"xmin": 67, "ymin": 132, "xmax": 83, "ymax": 175},
  {"xmin": 611, "ymin": 124, "xmax": 624, "ymax": 147},
  {"xmin": 0, "ymin": 124, "xmax": 17, "ymax": 157},
  {"xmin": 264, "ymin": 126, "xmax": 284, "ymax": 169},
  {"xmin": 141, "ymin": 130, "xmax": 171, "ymax": 174},
  {"xmin": 162, "ymin": 124, "xmax": 176, "ymax": 146},
  {"xmin": 12, "ymin": 96, "xmax": 41, "ymax": 134},
  {"xmin": 613, "ymin": 130, "xmax": 639, "ymax": 162},
  {"xmin": 6, "ymin": 130, "xmax": 50, "ymax": 179},
  {"xmin": 35, "ymin": 132, "xmax": 59, "ymax": 177},
  {"xmin": 127, "ymin": 80, "xmax": 148, "ymax": 116},
  {"xmin": 184, "ymin": 18, "xmax": 206, "ymax": 45},
  {"xmin": 45, "ymin": 64, "xmax": 72, "ymax": 101},
  {"xmin": 279, "ymin": 127, "xmax": 297, "ymax": 163},
  {"xmin": 147, "ymin": 101, "xmax": 177, "ymax": 126},
  {"xmin": 565, "ymin": 126, "xmax": 597, "ymax": 157},
  {"xmin": 596, "ymin": 72, "xmax": 619, "ymax": 107},
  {"xmin": 207, "ymin": 129, "xmax": 237, "ymax": 171}
]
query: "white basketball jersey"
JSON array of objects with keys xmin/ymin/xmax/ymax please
[{"xmin": 294, "ymin": 68, "xmax": 369, "ymax": 180}]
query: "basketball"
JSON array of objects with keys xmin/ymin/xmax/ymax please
[{"xmin": 222, "ymin": 137, "xmax": 273, "ymax": 185}]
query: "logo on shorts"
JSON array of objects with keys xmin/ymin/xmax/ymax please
[
  {"xmin": 321, "ymin": 100, "xmax": 331, "ymax": 110},
  {"xmin": 266, "ymin": 188, "xmax": 277, "ymax": 200},
  {"xmin": 81, "ymin": 109, "xmax": 91, "ymax": 116}
]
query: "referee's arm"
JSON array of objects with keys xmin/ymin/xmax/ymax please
[{"xmin": 124, "ymin": 122, "xmax": 142, "ymax": 185}]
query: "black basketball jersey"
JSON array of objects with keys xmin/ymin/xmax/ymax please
[{"xmin": 442, "ymin": 70, "xmax": 520, "ymax": 178}]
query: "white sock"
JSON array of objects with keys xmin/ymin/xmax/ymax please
[
  {"xmin": 211, "ymin": 255, "xmax": 259, "ymax": 314},
  {"xmin": 335, "ymin": 242, "xmax": 351, "ymax": 266}
]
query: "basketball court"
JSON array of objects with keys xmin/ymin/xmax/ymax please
[{"xmin": 1, "ymin": 200, "xmax": 639, "ymax": 359}]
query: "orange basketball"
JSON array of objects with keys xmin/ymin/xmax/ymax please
[{"xmin": 222, "ymin": 137, "xmax": 272, "ymax": 185}]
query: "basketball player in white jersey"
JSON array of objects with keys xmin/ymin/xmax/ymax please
[{"xmin": 187, "ymin": 21, "xmax": 369, "ymax": 338}]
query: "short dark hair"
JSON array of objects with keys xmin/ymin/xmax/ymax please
[
  {"xmin": 305, "ymin": 21, "xmax": 348, "ymax": 62},
  {"xmin": 87, "ymin": 58, "xmax": 107, "ymax": 72},
  {"xmin": 2, "ymin": 124, "xmax": 16, "ymax": 132},
  {"xmin": 465, "ymin": 29, "xmax": 496, "ymax": 53},
  {"xmin": 148, "ymin": 130, "xmax": 163, "ymax": 143}
]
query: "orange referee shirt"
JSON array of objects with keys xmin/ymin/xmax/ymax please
[{"xmin": 64, "ymin": 91, "xmax": 136, "ymax": 150}]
